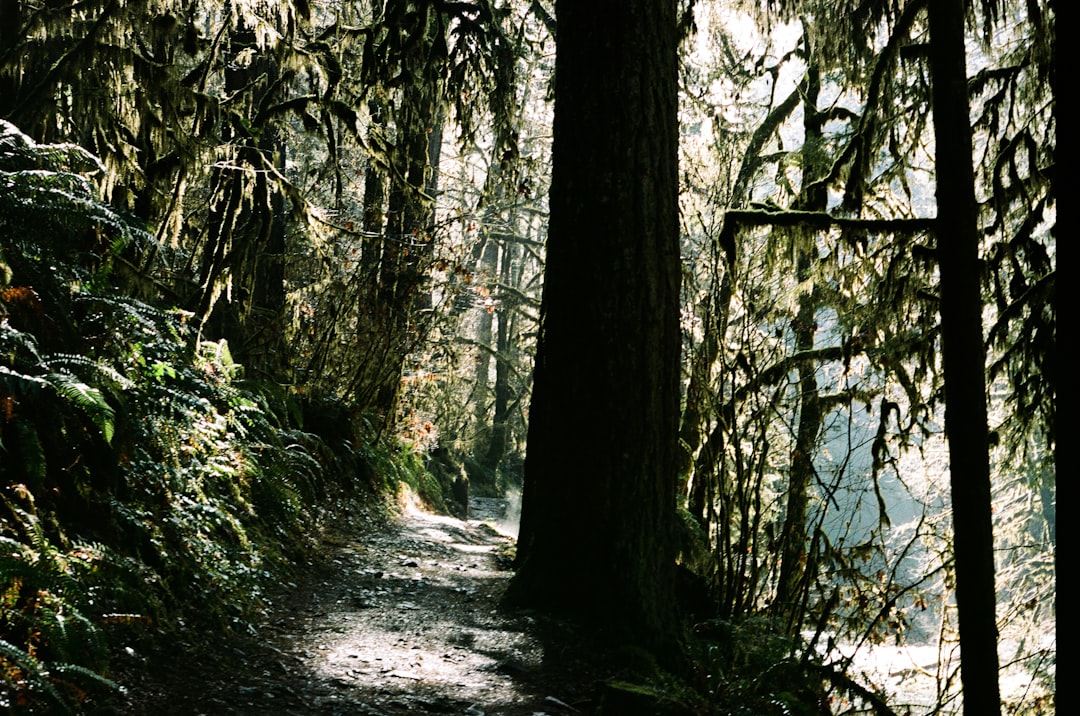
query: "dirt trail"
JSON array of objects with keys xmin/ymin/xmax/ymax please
[{"xmin": 117, "ymin": 493, "xmax": 600, "ymax": 715}]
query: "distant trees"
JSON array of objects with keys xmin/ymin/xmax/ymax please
[
  {"xmin": 0, "ymin": 0, "xmax": 524, "ymax": 427},
  {"xmin": 675, "ymin": 0, "xmax": 1053, "ymax": 710}
]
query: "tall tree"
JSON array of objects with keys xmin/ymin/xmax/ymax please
[
  {"xmin": 927, "ymin": 0, "xmax": 1001, "ymax": 711},
  {"xmin": 505, "ymin": 0, "xmax": 682, "ymax": 651},
  {"xmin": 772, "ymin": 59, "xmax": 828, "ymax": 634},
  {"xmin": 197, "ymin": 14, "xmax": 290, "ymax": 378}
]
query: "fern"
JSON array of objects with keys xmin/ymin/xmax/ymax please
[
  {"xmin": 0, "ymin": 638, "xmax": 72, "ymax": 715},
  {"xmin": 44, "ymin": 354, "xmax": 133, "ymax": 391},
  {"xmin": 75, "ymin": 294, "xmax": 188, "ymax": 343},
  {"xmin": 42, "ymin": 374, "xmax": 116, "ymax": 444},
  {"xmin": 1, "ymin": 117, "xmax": 388, "ymax": 711},
  {"xmin": 0, "ymin": 320, "xmax": 45, "ymax": 365},
  {"xmin": 0, "ymin": 367, "xmax": 118, "ymax": 444},
  {"xmin": 0, "ymin": 639, "xmax": 122, "ymax": 714},
  {"xmin": 0, "ymin": 121, "xmax": 102, "ymax": 175},
  {"xmin": 0, "ymin": 364, "xmax": 50, "ymax": 394},
  {"xmin": 48, "ymin": 662, "xmax": 124, "ymax": 702}
]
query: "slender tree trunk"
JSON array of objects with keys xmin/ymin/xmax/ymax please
[
  {"xmin": 774, "ymin": 65, "xmax": 826, "ymax": 633},
  {"xmin": 679, "ymin": 279, "xmax": 725, "ymax": 523},
  {"xmin": 195, "ymin": 19, "xmax": 287, "ymax": 379},
  {"xmin": 774, "ymin": 248, "xmax": 821, "ymax": 632},
  {"xmin": 927, "ymin": 2, "xmax": 1001, "ymax": 712},
  {"xmin": 505, "ymin": 0, "xmax": 682, "ymax": 654},
  {"xmin": 248, "ymin": 129, "xmax": 288, "ymax": 377},
  {"xmin": 365, "ymin": 21, "xmax": 444, "ymax": 420},
  {"xmin": 471, "ymin": 237, "xmax": 497, "ymax": 420},
  {"xmin": 362, "ymin": 99, "xmax": 388, "ymax": 235},
  {"xmin": 482, "ymin": 242, "xmax": 516, "ymax": 470}
]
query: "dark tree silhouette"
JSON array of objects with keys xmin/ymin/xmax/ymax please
[
  {"xmin": 928, "ymin": 0, "xmax": 1001, "ymax": 711},
  {"xmin": 505, "ymin": 0, "xmax": 683, "ymax": 652}
]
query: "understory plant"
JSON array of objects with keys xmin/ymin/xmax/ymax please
[{"xmin": 0, "ymin": 121, "xmax": 390, "ymax": 712}]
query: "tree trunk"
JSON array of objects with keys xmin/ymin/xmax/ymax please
[
  {"xmin": 505, "ymin": 0, "xmax": 682, "ymax": 654},
  {"xmin": 471, "ymin": 237, "xmax": 498, "ymax": 432},
  {"xmin": 0, "ymin": 0, "xmax": 21, "ymax": 118},
  {"xmin": 679, "ymin": 275, "xmax": 726, "ymax": 524},
  {"xmin": 196, "ymin": 18, "xmax": 288, "ymax": 380},
  {"xmin": 773, "ymin": 246, "xmax": 821, "ymax": 633},
  {"xmin": 481, "ymin": 244, "xmax": 515, "ymax": 471},
  {"xmin": 362, "ymin": 99, "xmax": 388, "ymax": 236},
  {"xmin": 774, "ymin": 65, "xmax": 826, "ymax": 634},
  {"xmin": 366, "ymin": 42, "xmax": 444, "ymax": 419},
  {"xmin": 927, "ymin": 2, "xmax": 1001, "ymax": 712}
]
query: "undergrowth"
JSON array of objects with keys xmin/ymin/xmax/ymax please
[{"xmin": 0, "ymin": 121, "xmax": 416, "ymax": 712}]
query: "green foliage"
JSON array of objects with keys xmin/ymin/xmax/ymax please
[
  {"xmin": 0, "ymin": 119, "xmax": 401, "ymax": 712},
  {"xmin": 0, "ymin": 495, "xmax": 135, "ymax": 713},
  {"xmin": 690, "ymin": 618, "xmax": 836, "ymax": 716},
  {"xmin": 387, "ymin": 444, "xmax": 448, "ymax": 513},
  {"xmin": 676, "ymin": 2, "xmax": 1054, "ymax": 710}
]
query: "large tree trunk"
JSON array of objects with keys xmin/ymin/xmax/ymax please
[
  {"xmin": 927, "ymin": 1, "xmax": 1001, "ymax": 712},
  {"xmin": 505, "ymin": 0, "xmax": 682, "ymax": 654}
]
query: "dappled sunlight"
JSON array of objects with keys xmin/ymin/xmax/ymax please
[
  {"xmin": 308, "ymin": 609, "xmax": 538, "ymax": 709},
  {"xmin": 223, "ymin": 495, "xmax": 574, "ymax": 714}
]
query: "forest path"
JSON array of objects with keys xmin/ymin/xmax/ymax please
[{"xmin": 117, "ymin": 493, "xmax": 598, "ymax": 715}]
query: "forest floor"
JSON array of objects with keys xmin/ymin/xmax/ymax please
[{"xmin": 109, "ymin": 491, "xmax": 610, "ymax": 715}]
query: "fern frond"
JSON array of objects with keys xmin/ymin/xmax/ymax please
[
  {"xmin": 0, "ymin": 639, "xmax": 73, "ymax": 715},
  {"xmin": 0, "ymin": 497, "xmax": 51, "ymax": 563},
  {"xmin": 49, "ymin": 661, "xmax": 124, "ymax": 698},
  {"xmin": 43, "ymin": 374, "xmax": 115, "ymax": 444},
  {"xmin": 0, "ymin": 120, "xmax": 103, "ymax": 175},
  {"xmin": 32, "ymin": 602, "xmax": 105, "ymax": 668},
  {"xmin": 0, "ymin": 321, "xmax": 45, "ymax": 364},
  {"xmin": 0, "ymin": 552, "xmax": 39, "ymax": 592},
  {"xmin": 0, "ymin": 364, "xmax": 50, "ymax": 394},
  {"xmin": 44, "ymin": 353, "xmax": 134, "ymax": 391}
]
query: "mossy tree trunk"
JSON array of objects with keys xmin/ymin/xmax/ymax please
[
  {"xmin": 197, "ymin": 18, "xmax": 288, "ymax": 379},
  {"xmin": 505, "ymin": 0, "xmax": 682, "ymax": 653},
  {"xmin": 353, "ymin": 2, "xmax": 445, "ymax": 421},
  {"xmin": 774, "ymin": 65, "xmax": 827, "ymax": 634}
]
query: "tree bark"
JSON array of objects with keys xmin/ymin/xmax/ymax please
[
  {"xmin": 774, "ymin": 64, "xmax": 826, "ymax": 634},
  {"xmin": 927, "ymin": 1, "xmax": 1001, "ymax": 712},
  {"xmin": 364, "ymin": 11, "xmax": 444, "ymax": 419},
  {"xmin": 505, "ymin": 0, "xmax": 682, "ymax": 654}
]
